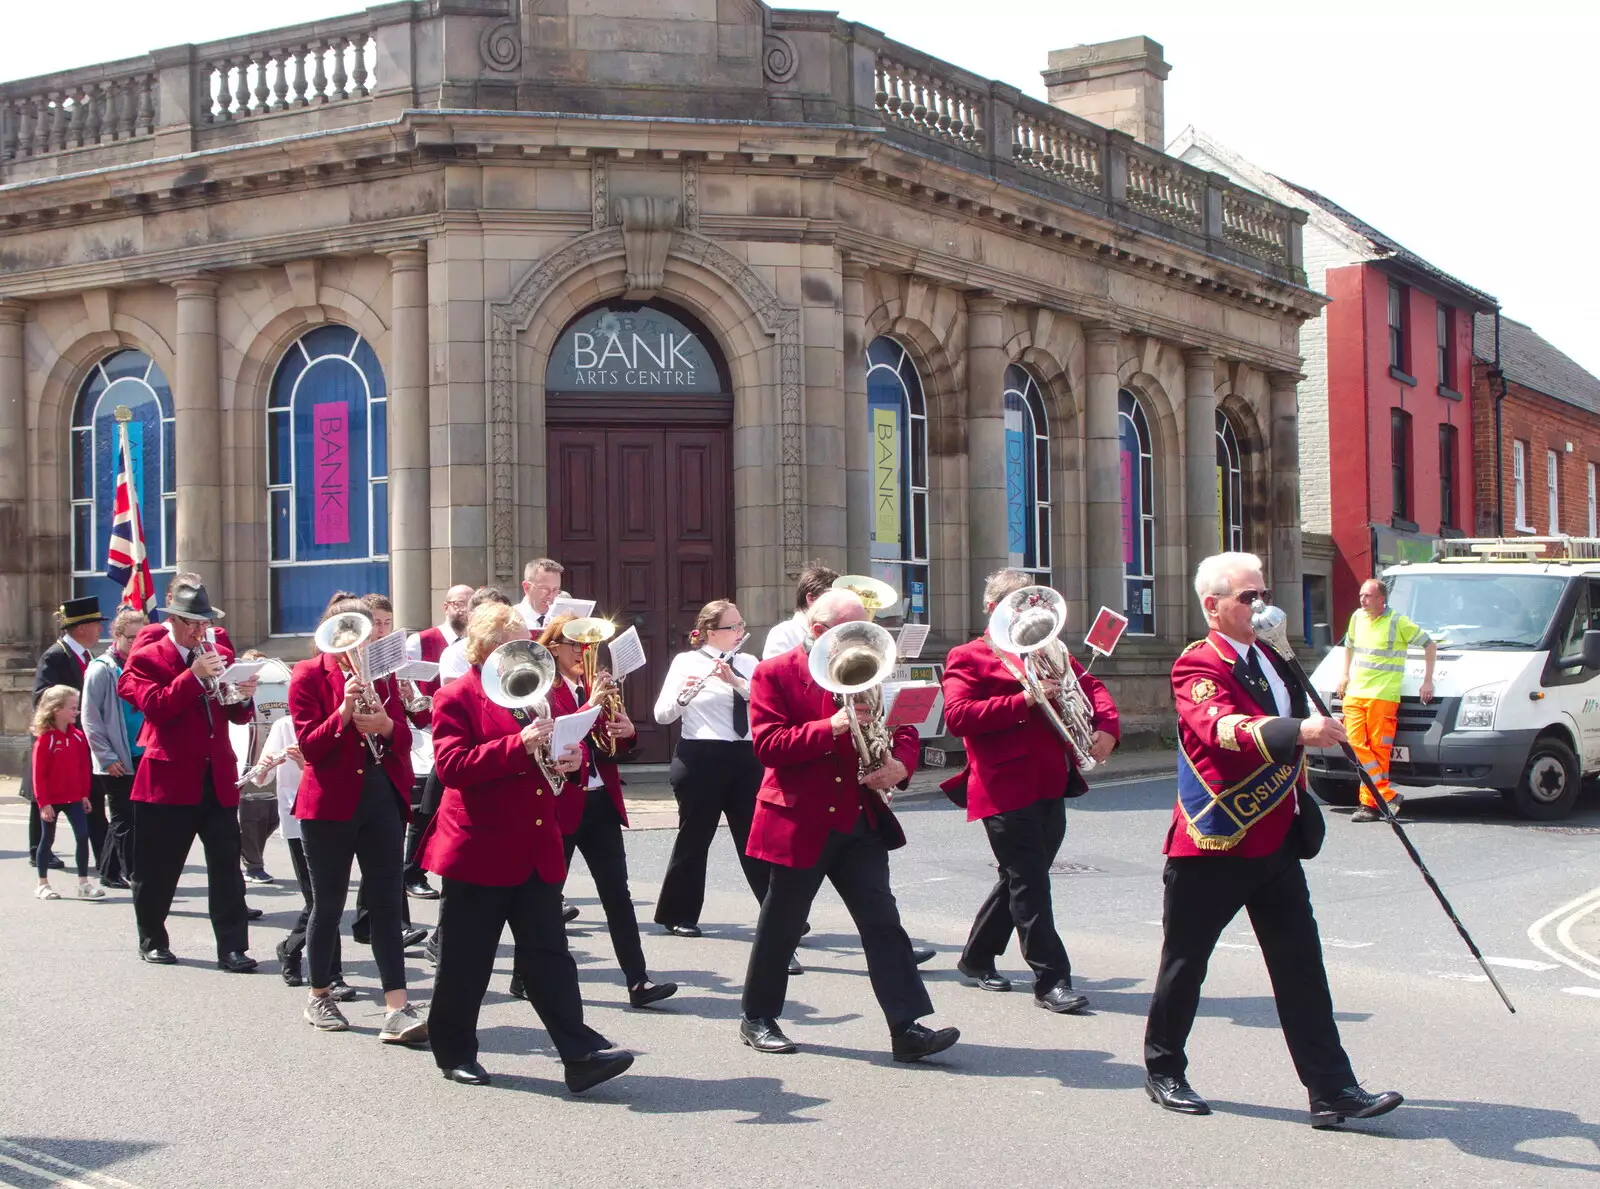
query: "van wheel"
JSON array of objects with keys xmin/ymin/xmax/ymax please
[
  {"xmin": 1309, "ymin": 775, "xmax": 1361, "ymax": 807},
  {"xmin": 1504, "ymin": 738, "xmax": 1581, "ymax": 820}
]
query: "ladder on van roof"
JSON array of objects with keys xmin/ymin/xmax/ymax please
[{"xmin": 1431, "ymin": 536, "xmax": 1600, "ymax": 563}]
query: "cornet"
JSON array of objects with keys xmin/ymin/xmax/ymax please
[
  {"xmin": 396, "ymin": 676, "xmax": 432, "ymax": 715},
  {"xmin": 314, "ymin": 610, "xmax": 383, "ymax": 760},
  {"xmin": 482, "ymin": 638, "xmax": 565, "ymax": 793},
  {"xmin": 197, "ymin": 636, "xmax": 249, "ymax": 705},
  {"xmin": 562, "ymin": 616, "xmax": 624, "ymax": 756},
  {"xmin": 809, "ymin": 619, "xmax": 898, "ymax": 783},
  {"xmin": 988, "ymin": 585, "xmax": 1099, "ymax": 772}
]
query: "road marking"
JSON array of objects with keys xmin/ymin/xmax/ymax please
[
  {"xmin": 1339, "ymin": 870, "xmax": 1389, "ymax": 878},
  {"xmin": 1431, "ymin": 971, "xmax": 1490, "ymax": 982},
  {"xmin": 1215, "ymin": 941, "xmax": 1258, "ymax": 951},
  {"xmin": 1323, "ymin": 939, "xmax": 1375, "ymax": 949},
  {"xmin": 1563, "ymin": 986, "xmax": 1600, "ymax": 999},
  {"xmin": 0, "ymin": 1141, "xmax": 147, "ymax": 1189},
  {"xmin": 1483, "ymin": 956, "xmax": 1559, "ymax": 971},
  {"xmin": 1527, "ymin": 885, "xmax": 1600, "ymax": 983}
]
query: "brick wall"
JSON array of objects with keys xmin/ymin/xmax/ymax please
[
  {"xmin": 1471, "ymin": 361, "xmax": 1600, "ymax": 536},
  {"xmin": 1296, "ymin": 222, "xmax": 1365, "ymax": 535}
]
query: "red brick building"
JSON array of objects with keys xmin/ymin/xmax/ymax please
[{"xmin": 1472, "ymin": 315, "xmax": 1600, "ymax": 537}]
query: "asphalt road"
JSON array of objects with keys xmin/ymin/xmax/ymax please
[{"xmin": 1, "ymin": 769, "xmax": 1597, "ymax": 1189}]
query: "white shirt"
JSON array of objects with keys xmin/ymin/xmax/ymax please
[
  {"xmin": 563, "ymin": 675, "xmax": 606, "ymax": 789},
  {"xmin": 516, "ymin": 599, "xmax": 550, "ymax": 632},
  {"xmin": 252, "ymin": 715, "xmax": 303, "ymax": 841},
  {"xmin": 1218, "ymin": 632, "xmax": 1290, "ymax": 717},
  {"xmin": 762, "ymin": 611, "xmax": 810, "ymax": 660},
  {"xmin": 653, "ymin": 647, "xmax": 758, "ymax": 742},
  {"xmin": 404, "ymin": 619, "xmax": 460, "ymax": 661},
  {"xmin": 402, "ymin": 623, "xmax": 456, "ymax": 774},
  {"xmin": 64, "ymin": 637, "xmax": 93, "ymax": 667},
  {"xmin": 438, "ymin": 637, "xmax": 471, "ymax": 685}
]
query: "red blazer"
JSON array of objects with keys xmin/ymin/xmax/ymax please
[
  {"xmin": 745, "ymin": 645, "xmax": 920, "ymax": 869},
  {"xmin": 941, "ymin": 636, "xmax": 1120, "ymax": 821},
  {"xmin": 548, "ymin": 677, "xmax": 628, "ymax": 834},
  {"xmin": 419, "ymin": 666, "xmax": 568, "ymax": 887},
  {"xmin": 120, "ymin": 635, "xmax": 252, "ymax": 807},
  {"xmin": 32, "ymin": 727, "xmax": 90, "ymax": 806},
  {"xmin": 289, "ymin": 653, "xmax": 413, "ymax": 822},
  {"xmin": 130, "ymin": 620, "xmax": 233, "ymax": 660},
  {"xmin": 414, "ymin": 626, "xmax": 447, "ymax": 698}
]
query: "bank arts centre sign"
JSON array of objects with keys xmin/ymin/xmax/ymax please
[{"xmin": 547, "ymin": 306, "xmax": 724, "ymax": 394}]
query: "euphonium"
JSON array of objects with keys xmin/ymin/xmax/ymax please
[
  {"xmin": 988, "ymin": 585, "xmax": 1099, "ymax": 772},
  {"xmin": 809, "ymin": 619, "xmax": 899, "ymax": 782},
  {"xmin": 562, "ymin": 616, "xmax": 623, "ymax": 756},
  {"xmin": 314, "ymin": 610, "xmax": 383, "ymax": 760},
  {"xmin": 482, "ymin": 638, "xmax": 564, "ymax": 793},
  {"xmin": 830, "ymin": 574, "xmax": 900, "ymax": 621}
]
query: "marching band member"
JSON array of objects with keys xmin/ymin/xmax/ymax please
[
  {"xmin": 119, "ymin": 582, "xmax": 259, "ymax": 971},
  {"xmin": 515, "ymin": 557, "xmax": 566, "ymax": 633},
  {"xmin": 534, "ymin": 614, "xmax": 676, "ymax": 1008},
  {"xmin": 402, "ymin": 584, "xmax": 473, "ymax": 899},
  {"xmin": 288, "ymin": 597, "xmax": 426, "ymax": 1043},
  {"xmin": 437, "ymin": 586, "xmax": 511, "ymax": 687},
  {"xmin": 941, "ymin": 569, "xmax": 1118, "ymax": 1012},
  {"xmin": 737, "ymin": 589, "xmax": 958, "ymax": 1061},
  {"xmin": 1143, "ymin": 552, "xmax": 1402, "ymax": 1128},
  {"xmin": 761, "ymin": 559, "xmax": 838, "ymax": 660},
  {"xmin": 422, "ymin": 602, "xmax": 631, "ymax": 1092},
  {"xmin": 650, "ymin": 600, "xmax": 768, "ymax": 936}
]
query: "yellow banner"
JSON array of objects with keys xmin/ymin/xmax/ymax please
[{"xmin": 873, "ymin": 408, "xmax": 901, "ymax": 546}]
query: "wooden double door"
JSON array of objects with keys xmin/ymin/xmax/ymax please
[{"xmin": 548, "ymin": 425, "xmax": 732, "ymax": 762}]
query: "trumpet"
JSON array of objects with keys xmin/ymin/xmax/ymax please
[
  {"xmin": 831, "ymin": 574, "xmax": 900, "ymax": 621},
  {"xmin": 988, "ymin": 585, "xmax": 1099, "ymax": 773},
  {"xmin": 397, "ymin": 676, "xmax": 432, "ymax": 715},
  {"xmin": 809, "ymin": 619, "xmax": 898, "ymax": 783},
  {"xmin": 482, "ymin": 638, "xmax": 564, "ymax": 793},
  {"xmin": 562, "ymin": 616, "xmax": 624, "ymax": 756},
  {"xmin": 197, "ymin": 637, "xmax": 250, "ymax": 705},
  {"xmin": 314, "ymin": 610, "xmax": 383, "ymax": 760}
]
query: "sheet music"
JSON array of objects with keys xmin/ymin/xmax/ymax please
[
  {"xmin": 362, "ymin": 630, "xmax": 409, "ymax": 678},
  {"xmin": 881, "ymin": 681, "xmax": 938, "ymax": 728},
  {"xmin": 549, "ymin": 597, "xmax": 596, "ymax": 621},
  {"xmin": 896, "ymin": 623, "xmax": 931, "ymax": 660},
  {"xmin": 552, "ymin": 705, "xmax": 603, "ymax": 758},
  {"xmin": 607, "ymin": 626, "xmax": 647, "ymax": 679},
  {"xmin": 394, "ymin": 659, "xmax": 440, "ymax": 682},
  {"xmin": 218, "ymin": 659, "xmax": 266, "ymax": 684}
]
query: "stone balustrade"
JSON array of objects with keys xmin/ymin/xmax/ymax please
[
  {"xmin": 873, "ymin": 54, "xmax": 986, "ymax": 153},
  {"xmin": 0, "ymin": 58, "xmax": 157, "ymax": 161},
  {"xmin": 1010, "ymin": 102, "xmax": 1102, "ymax": 196},
  {"xmin": 199, "ymin": 29, "xmax": 377, "ymax": 124},
  {"xmin": 1124, "ymin": 150, "xmax": 1204, "ymax": 233},
  {"xmin": 1220, "ymin": 189, "xmax": 1292, "ymax": 267}
]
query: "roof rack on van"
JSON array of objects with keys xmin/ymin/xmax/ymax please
[{"xmin": 1431, "ymin": 536, "xmax": 1600, "ymax": 563}]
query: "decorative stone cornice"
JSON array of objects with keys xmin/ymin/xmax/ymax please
[
  {"xmin": 616, "ymin": 197, "xmax": 682, "ymax": 300},
  {"xmin": 170, "ymin": 273, "xmax": 220, "ymax": 298}
]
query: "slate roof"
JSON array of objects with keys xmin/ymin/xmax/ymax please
[{"xmin": 1473, "ymin": 314, "xmax": 1600, "ymax": 414}]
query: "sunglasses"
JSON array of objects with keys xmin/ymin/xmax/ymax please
[{"xmin": 1226, "ymin": 588, "xmax": 1271, "ymax": 606}]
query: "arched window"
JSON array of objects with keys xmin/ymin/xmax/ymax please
[
  {"xmin": 1118, "ymin": 389, "xmax": 1155, "ymax": 635},
  {"xmin": 1216, "ymin": 409, "xmax": 1245, "ymax": 552},
  {"xmin": 1002, "ymin": 364, "xmax": 1051, "ymax": 583},
  {"xmin": 70, "ymin": 350, "xmax": 176, "ymax": 618},
  {"xmin": 266, "ymin": 325, "xmax": 389, "ymax": 635},
  {"xmin": 866, "ymin": 336, "xmax": 928, "ymax": 623}
]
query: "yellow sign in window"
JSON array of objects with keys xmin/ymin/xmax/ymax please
[{"xmin": 873, "ymin": 408, "xmax": 901, "ymax": 546}]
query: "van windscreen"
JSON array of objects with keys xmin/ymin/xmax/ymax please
[{"xmin": 1386, "ymin": 573, "xmax": 1565, "ymax": 650}]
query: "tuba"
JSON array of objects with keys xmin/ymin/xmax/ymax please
[
  {"xmin": 831, "ymin": 575, "xmax": 900, "ymax": 621},
  {"xmin": 988, "ymin": 585, "xmax": 1100, "ymax": 773},
  {"xmin": 314, "ymin": 610, "xmax": 383, "ymax": 760},
  {"xmin": 561, "ymin": 616, "xmax": 624, "ymax": 756},
  {"xmin": 482, "ymin": 638, "xmax": 566, "ymax": 793},
  {"xmin": 809, "ymin": 619, "xmax": 898, "ymax": 783}
]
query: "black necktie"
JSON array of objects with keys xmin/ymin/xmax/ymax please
[
  {"xmin": 731, "ymin": 667, "xmax": 749, "ymax": 738},
  {"xmin": 1244, "ymin": 647, "xmax": 1272, "ymax": 707}
]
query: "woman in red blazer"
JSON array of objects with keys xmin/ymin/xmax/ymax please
[
  {"xmin": 421, "ymin": 602, "xmax": 632, "ymax": 1094},
  {"xmin": 288, "ymin": 597, "xmax": 424, "ymax": 1045}
]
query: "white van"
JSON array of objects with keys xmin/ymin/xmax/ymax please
[{"xmin": 1306, "ymin": 536, "xmax": 1600, "ymax": 820}]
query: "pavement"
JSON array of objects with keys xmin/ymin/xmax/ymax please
[{"xmin": 1, "ymin": 760, "xmax": 1598, "ymax": 1188}]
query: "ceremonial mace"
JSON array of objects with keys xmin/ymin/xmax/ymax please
[{"xmin": 1251, "ymin": 600, "xmax": 1516, "ymax": 1014}]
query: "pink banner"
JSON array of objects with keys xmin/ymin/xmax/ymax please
[
  {"xmin": 1120, "ymin": 450, "xmax": 1134, "ymax": 565},
  {"xmin": 312, "ymin": 402, "xmax": 350, "ymax": 545}
]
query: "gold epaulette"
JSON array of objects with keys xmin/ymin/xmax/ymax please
[{"xmin": 1180, "ymin": 639, "xmax": 1207, "ymax": 655}]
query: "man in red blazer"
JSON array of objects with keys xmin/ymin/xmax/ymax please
[
  {"xmin": 942, "ymin": 569, "xmax": 1119, "ymax": 1013},
  {"xmin": 737, "ymin": 588, "xmax": 959, "ymax": 1063},
  {"xmin": 119, "ymin": 582, "xmax": 259, "ymax": 971},
  {"xmin": 1142, "ymin": 551, "xmax": 1402, "ymax": 1129}
]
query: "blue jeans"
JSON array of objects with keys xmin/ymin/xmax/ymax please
[{"xmin": 38, "ymin": 801, "xmax": 89, "ymax": 879}]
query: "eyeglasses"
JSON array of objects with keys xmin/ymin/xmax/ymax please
[{"xmin": 711, "ymin": 621, "xmax": 745, "ymax": 632}]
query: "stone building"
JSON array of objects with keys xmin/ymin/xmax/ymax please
[{"xmin": 0, "ymin": 2, "xmax": 1316, "ymax": 766}]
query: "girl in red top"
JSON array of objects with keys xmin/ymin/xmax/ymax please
[{"xmin": 31, "ymin": 685, "xmax": 103, "ymax": 901}]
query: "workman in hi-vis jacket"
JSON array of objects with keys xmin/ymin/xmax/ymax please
[{"xmin": 1335, "ymin": 580, "xmax": 1436, "ymax": 822}]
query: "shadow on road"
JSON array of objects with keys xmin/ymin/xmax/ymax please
[
  {"xmin": 801, "ymin": 1040, "xmax": 1145, "ymax": 1090},
  {"xmin": 477, "ymin": 1072, "xmax": 828, "ymax": 1121},
  {"xmin": 1, "ymin": 1136, "xmax": 164, "ymax": 1180}
]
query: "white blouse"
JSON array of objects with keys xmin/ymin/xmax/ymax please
[
  {"xmin": 252, "ymin": 715, "xmax": 304, "ymax": 841},
  {"xmin": 653, "ymin": 647, "xmax": 759, "ymax": 742}
]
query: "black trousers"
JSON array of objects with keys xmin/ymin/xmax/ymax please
[
  {"xmin": 402, "ymin": 772, "xmax": 436, "ymax": 884},
  {"xmin": 300, "ymin": 771, "xmax": 407, "ymax": 992},
  {"xmin": 281, "ymin": 836, "xmax": 342, "ymax": 975},
  {"xmin": 653, "ymin": 740, "xmax": 768, "ymax": 927},
  {"xmin": 741, "ymin": 815, "xmax": 932, "ymax": 1028},
  {"xmin": 94, "ymin": 771, "xmax": 136, "ymax": 884},
  {"xmin": 428, "ymin": 872, "xmax": 610, "ymax": 1069},
  {"xmin": 85, "ymin": 781, "xmax": 108, "ymax": 871},
  {"xmin": 962, "ymin": 796, "xmax": 1071, "ymax": 993},
  {"xmin": 130, "ymin": 773, "xmax": 249, "ymax": 957},
  {"xmin": 1143, "ymin": 843, "xmax": 1357, "ymax": 1096},
  {"xmin": 238, "ymin": 797, "xmax": 280, "ymax": 871},
  {"xmin": 556, "ymin": 786, "xmax": 647, "ymax": 987}
]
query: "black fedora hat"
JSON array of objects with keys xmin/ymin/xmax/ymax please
[
  {"xmin": 160, "ymin": 583, "xmax": 226, "ymax": 622},
  {"xmin": 58, "ymin": 596, "xmax": 105, "ymax": 627}
]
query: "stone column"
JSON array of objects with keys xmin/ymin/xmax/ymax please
[
  {"xmin": 1084, "ymin": 324, "xmax": 1124, "ymax": 618},
  {"xmin": 1269, "ymin": 371, "xmax": 1305, "ymax": 642},
  {"xmin": 842, "ymin": 259, "xmax": 871, "ymax": 575},
  {"xmin": 0, "ymin": 301, "xmax": 28, "ymax": 655},
  {"xmin": 172, "ymin": 276, "xmax": 223, "ymax": 595},
  {"xmin": 965, "ymin": 294, "xmax": 1009, "ymax": 630},
  {"xmin": 1183, "ymin": 349, "xmax": 1219, "ymax": 636},
  {"xmin": 386, "ymin": 247, "xmax": 431, "ymax": 629}
]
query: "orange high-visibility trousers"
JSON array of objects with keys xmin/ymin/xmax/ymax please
[{"xmin": 1343, "ymin": 696, "xmax": 1400, "ymax": 807}]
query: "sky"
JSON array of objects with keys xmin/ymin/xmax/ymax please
[{"xmin": 4, "ymin": 0, "xmax": 1595, "ymax": 374}]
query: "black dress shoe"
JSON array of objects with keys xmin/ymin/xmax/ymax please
[
  {"xmin": 956, "ymin": 959, "xmax": 1012, "ymax": 992},
  {"xmin": 217, "ymin": 951, "xmax": 258, "ymax": 974},
  {"xmin": 508, "ymin": 973, "xmax": 528, "ymax": 1001},
  {"xmin": 891, "ymin": 1022, "xmax": 960, "ymax": 1063},
  {"xmin": 401, "ymin": 927, "xmax": 429, "ymax": 949},
  {"xmin": 788, "ymin": 952, "xmax": 804, "ymax": 976},
  {"xmin": 276, "ymin": 940, "xmax": 304, "ymax": 987},
  {"xmin": 1309, "ymin": 1085, "xmax": 1404, "ymax": 1129},
  {"xmin": 628, "ymin": 980, "xmax": 678, "ymax": 1009},
  {"xmin": 47, "ymin": 854, "xmax": 64, "ymax": 870},
  {"xmin": 662, "ymin": 922, "xmax": 701, "ymax": 938},
  {"xmin": 1036, "ymin": 982, "xmax": 1090, "ymax": 1014},
  {"xmin": 351, "ymin": 930, "xmax": 371, "ymax": 946},
  {"xmin": 562, "ymin": 901, "xmax": 580, "ymax": 924},
  {"xmin": 246, "ymin": 907, "xmax": 264, "ymax": 922},
  {"xmin": 325, "ymin": 978, "xmax": 358, "ymax": 1003},
  {"xmin": 424, "ymin": 936, "xmax": 440, "ymax": 966},
  {"xmin": 440, "ymin": 1061, "xmax": 491, "ymax": 1086},
  {"xmin": 911, "ymin": 947, "xmax": 936, "ymax": 965},
  {"xmin": 139, "ymin": 946, "xmax": 177, "ymax": 965},
  {"xmin": 565, "ymin": 1051, "xmax": 633, "ymax": 1094},
  {"xmin": 1146, "ymin": 1073, "xmax": 1210, "ymax": 1115},
  {"xmin": 406, "ymin": 878, "xmax": 441, "ymax": 900},
  {"xmin": 99, "ymin": 876, "xmax": 131, "ymax": 890},
  {"xmin": 739, "ymin": 1016, "xmax": 798, "ymax": 1054}
]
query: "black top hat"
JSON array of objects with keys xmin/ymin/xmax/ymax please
[
  {"xmin": 160, "ymin": 583, "xmax": 226, "ymax": 622},
  {"xmin": 58, "ymin": 596, "xmax": 105, "ymax": 628}
]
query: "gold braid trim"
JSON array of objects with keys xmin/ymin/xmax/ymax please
[{"xmin": 1216, "ymin": 714, "xmax": 1249, "ymax": 752}]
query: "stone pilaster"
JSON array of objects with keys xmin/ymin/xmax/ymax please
[
  {"xmin": 1084, "ymin": 323, "xmax": 1124, "ymax": 618},
  {"xmin": 386, "ymin": 247, "xmax": 431, "ymax": 629},
  {"xmin": 1269, "ymin": 371, "xmax": 1305, "ymax": 641},
  {"xmin": 1183, "ymin": 349, "xmax": 1219, "ymax": 637},
  {"xmin": 0, "ymin": 300, "xmax": 28, "ymax": 661},
  {"xmin": 965, "ymin": 294, "xmax": 1009, "ymax": 631},
  {"xmin": 842, "ymin": 259, "xmax": 870, "ymax": 576},
  {"xmin": 172, "ymin": 276, "xmax": 223, "ymax": 596}
]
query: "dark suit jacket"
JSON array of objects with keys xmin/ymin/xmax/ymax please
[{"xmin": 33, "ymin": 639, "xmax": 88, "ymax": 707}]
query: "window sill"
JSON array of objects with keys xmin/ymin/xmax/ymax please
[
  {"xmin": 1440, "ymin": 526, "xmax": 1465, "ymax": 538},
  {"xmin": 1389, "ymin": 367, "xmax": 1418, "ymax": 387},
  {"xmin": 1514, "ymin": 523, "xmax": 1537, "ymax": 535},
  {"xmin": 1437, "ymin": 384, "xmax": 1463, "ymax": 401},
  {"xmin": 1390, "ymin": 516, "xmax": 1420, "ymax": 533}
]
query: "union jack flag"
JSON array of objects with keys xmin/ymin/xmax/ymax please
[{"xmin": 106, "ymin": 421, "xmax": 155, "ymax": 614}]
